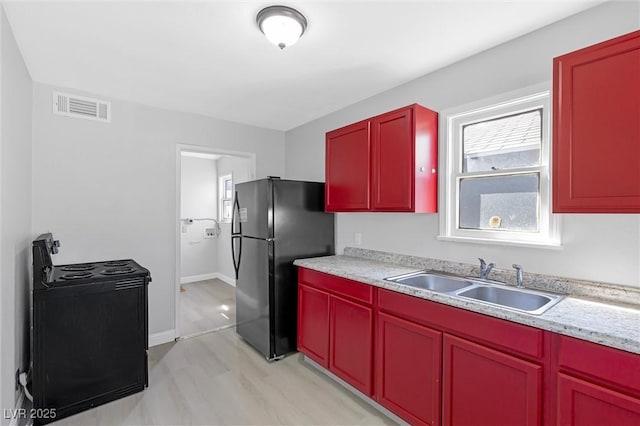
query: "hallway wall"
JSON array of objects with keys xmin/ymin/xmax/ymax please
[
  {"xmin": 180, "ymin": 155, "xmax": 219, "ymax": 280},
  {"xmin": 0, "ymin": 6, "xmax": 33, "ymax": 421}
]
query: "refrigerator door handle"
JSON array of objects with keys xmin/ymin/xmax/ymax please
[
  {"xmin": 231, "ymin": 191, "xmax": 241, "ymax": 236},
  {"xmin": 231, "ymin": 235, "xmax": 242, "ymax": 280}
]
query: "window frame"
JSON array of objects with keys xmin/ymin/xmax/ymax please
[
  {"xmin": 219, "ymin": 173, "xmax": 233, "ymax": 223},
  {"xmin": 438, "ymin": 85, "xmax": 561, "ymax": 248}
]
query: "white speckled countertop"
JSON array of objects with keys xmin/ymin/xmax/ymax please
[{"xmin": 294, "ymin": 249, "xmax": 640, "ymax": 355}]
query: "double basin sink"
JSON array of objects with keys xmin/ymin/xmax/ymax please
[{"xmin": 385, "ymin": 271, "xmax": 564, "ymax": 315}]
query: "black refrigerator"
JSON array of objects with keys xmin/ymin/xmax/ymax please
[{"xmin": 231, "ymin": 177, "xmax": 334, "ymax": 360}]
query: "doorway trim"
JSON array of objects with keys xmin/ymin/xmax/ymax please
[{"xmin": 175, "ymin": 143, "xmax": 256, "ymax": 340}]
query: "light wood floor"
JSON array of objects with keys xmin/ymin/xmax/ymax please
[
  {"xmin": 53, "ymin": 328, "xmax": 394, "ymax": 425},
  {"xmin": 180, "ymin": 279, "xmax": 236, "ymax": 337}
]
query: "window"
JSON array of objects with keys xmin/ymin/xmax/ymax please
[
  {"xmin": 440, "ymin": 88, "xmax": 560, "ymax": 247},
  {"xmin": 219, "ymin": 174, "xmax": 233, "ymax": 222}
]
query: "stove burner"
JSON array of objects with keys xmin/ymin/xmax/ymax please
[
  {"xmin": 102, "ymin": 267, "xmax": 135, "ymax": 276},
  {"xmin": 104, "ymin": 261, "xmax": 130, "ymax": 267},
  {"xmin": 61, "ymin": 263, "xmax": 96, "ymax": 272},
  {"xmin": 60, "ymin": 271, "xmax": 94, "ymax": 280}
]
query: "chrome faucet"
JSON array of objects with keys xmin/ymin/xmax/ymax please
[
  {"xmin": 478, "ymin": 258, "xmax": 495, "ymax": 280},
  {"xmin": 513, "ymin": 264, "xmax": 524, "ymax": 288}
]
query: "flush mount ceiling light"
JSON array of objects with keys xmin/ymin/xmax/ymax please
[{"xmin": 256, "ymin": 5, "xmax": 307, "ymax": 50}]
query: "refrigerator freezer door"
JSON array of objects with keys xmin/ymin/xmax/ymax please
[
  {"xmin": 235, "ymin": 237, "xmax": 272, "ymax": 358},
  {"xmin": 234, "ymin": 179, "xmax": 271, "ymax": 239},
  {"xmin": 272, "ymin": 180, "xmax": 334, "ymax": 257}
]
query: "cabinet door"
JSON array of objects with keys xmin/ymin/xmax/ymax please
[
  {"xmin": 325, "ymin": 120, "xmax": 371, "ymax": 211},
  {"xmin": 377, "ymin": 312, "xmax": 442, "ymax": 426},
  {"xmin": 553, "ymin": 30, "xmax": 640, "ymax": 213},
  {"xmin": 371, "ymin": 107, "xmax": 414, "ymax": 211},
  {"xmin": 297, "ymin": 284, "xmax": 330, "ymax": 367},
  {"xmin": 443, "ymin": 334, "xmax": 542, "ymax": 426},
  {"xmin": 557, "ymin": 334, "xmax": 640, "ymax": 395},
  {"xmin": 329, "ymin": 295, "xmax": 374, "ymax": 396},
  {"xmin": 558, "ymin": 374, "xmax": 640, "ymax": 426}
]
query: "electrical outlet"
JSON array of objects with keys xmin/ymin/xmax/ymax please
[
  {"xmin": 204, "ymin": 228, "xmax": 217, "ymax": 239},
  {"xmin": 354, "ymin": 232, "xmax": 362, "ymax": 246}
]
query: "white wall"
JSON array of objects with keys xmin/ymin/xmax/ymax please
[
  {"xmin": 0, "ymin": 6, "xmax": 32, "ymax": 420},
  {"xmin": 180, "ymin": 155, "xmax": 218, "ymax": 279},
  {"xmin": 218, "ymin": 155, "xmax": 253, "ymax": 186},
  {"xmin": 285, "ymin": 1, "xmax": 640, "ymax": 288},
  {"xmin": 215, "ymin": 156, "xmax": 253, "ymax": 283},
  {"xmin": 32, "ymin": 82, "xmax": 285, "ymax": 337}
]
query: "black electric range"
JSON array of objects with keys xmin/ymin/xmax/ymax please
[
  {"xmin": 45, "ymin": 259, "xmax": 149, "ymax": 286},
  {"xmin": 31, "ymin": 233, "xmax": 151, "ymax": 425}
]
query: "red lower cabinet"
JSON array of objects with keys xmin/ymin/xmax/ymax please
[
  {"xmin": 376, "ymin": 312, "xmax": 442, "ymax": 426},
  {"xmin": 297, "ymin": 283, "xmax": 330, "ymax": 367},
  {"xmin": 558, "ymin": 374, "xmax": 640, "ymax": 426},
  {"xmin": 330, "ymin": 296, "xmax": 374, "ymax": 396},
  {"xmin": 556, "ymin": 335, "xmax": 640, "ymax": 426},
  {"xmin": 297, "ymin": 268, "xmax": 640, "ymax": 425},
  {"xmin": 297, "ymin": 269, "xmax": 375, "ymax": 397},
  {"xmin": 443, "ymin": 334, "xmax": 542, "ymax": 426}
]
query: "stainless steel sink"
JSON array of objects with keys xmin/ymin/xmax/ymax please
[
  {"xmin": 457, "ymin": 285, "xmax": 564, "ymax": 315},
  {"xmin": 385, "ymin": 272, "xmax": 474, "ymax": 293},
  {"xmin": 385, "ymin": 270, "xmax": 564, "ymax": 315}
]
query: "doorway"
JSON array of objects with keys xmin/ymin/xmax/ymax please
[
  {"xmin": 179, "ymin": 278, "xmax": 235, "ymax": 336},
  {"xmin": 175, "ymin": 144, "xmax": 255, "ymax": 339}
]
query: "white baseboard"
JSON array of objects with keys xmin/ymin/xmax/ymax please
[
  {"xmin": 149, "ymin": 329, "xmax": 176, "ymax": 347},
  {"xmin": 180, "ymin": 273, "xmax": 217, "ymax": 284},
  {"xmin": 214, "ymin": 272, "xmax": 236, "ymax": 287}
]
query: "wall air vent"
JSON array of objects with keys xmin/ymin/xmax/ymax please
[{"xmin": 52, "ymin": 91, "xmax": 111, "ymax": 123}]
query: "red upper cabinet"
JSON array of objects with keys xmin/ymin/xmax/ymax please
[
  {"xmin": 553, "ymin": 30, "xmax": 640, "ymax": 213},
  {"xmin": 371, "ymin": 108, "xmax": 414, "ymax": 211},
  {"xmin": 326, "ymin": 104, "xmax": 438, "ymax": 213},
  {"xmin": 325, "ymin": 120, "xmax": 371, "ymax": 211}
]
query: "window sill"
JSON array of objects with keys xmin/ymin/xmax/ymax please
[{"xmin": 437, "ymin": 235, "xmax": 562, "ymax": 250}]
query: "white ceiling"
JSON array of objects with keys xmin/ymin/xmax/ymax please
[{"xmin": 4, "ymin": 0, "xmax": 605, "ymax": 131}]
